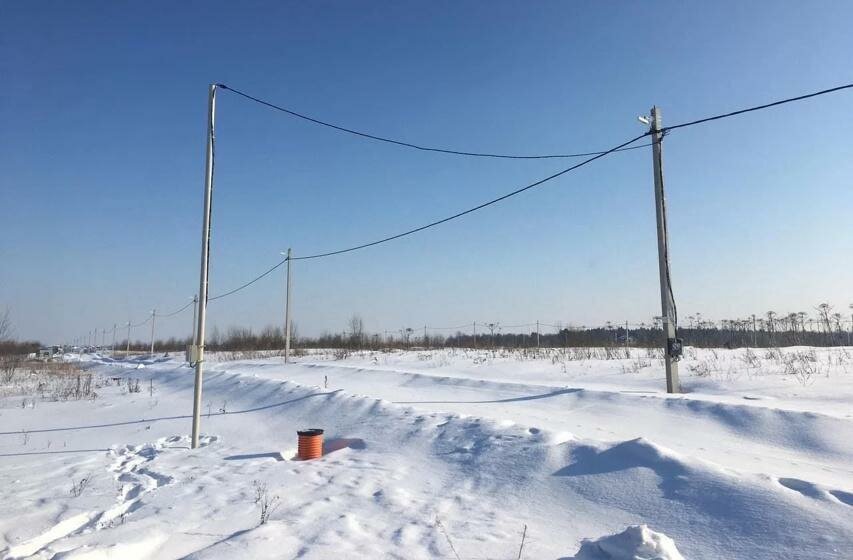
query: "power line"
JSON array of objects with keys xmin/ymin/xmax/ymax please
[
  {"xmin": 185, "ymin": 80, "xmax": 853, "ymax": 300},
  {"xmin": 159, "ymin": 300, "xmax": 195, "ymax": 318},
  {"xmin": 129, "ymin": 316, "xmax": 151, "ymax": 328},
  {"xmin": 216, "ymin": 83, "xmax": 652, "ymax": 159},
  {"xmin": 208, "ymin": 260, "xmax": 288, "ymax": 301},
  {"xmin": 663, "ymin": 81, "xmax": 853, "ymax": 132},
  {"xmin": 428, "ymin": 323, "xmax": 473, "ymax": 331},
  {"xmin": 292, "ymin": 132, "xmax": 650, "ymax": 261},
  {"xmin": 90, "ymin": 80, "xmax": 853, "ymax": 326},
  {"xmin": 204, "ymin": 131, "xmax": 650, "ymax": 300}
]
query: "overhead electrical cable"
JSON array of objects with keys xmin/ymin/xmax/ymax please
[
  {"xmin": 159, "ymin": 300, "xmax": 195, "ymax": 318},
  {"xmin": 291, "ymin": 132, "xmax": 651, "ymax": 261},
  {"xmin": 129, "ymin": 316, "xmax": 151, "ymax": 328},
  {"xmin": 205, "ymin": 131, "xmax": 651, "ymax": 300},
  {"xmin": 662, "ymin": 82, "xmax": 853, "ymax": 132},
  {"xmin": 105, "ymin": 80, "xmax": 853, "ymax": 318},
  {"xmin": 209, "ymin": 260, "xmax": 288, "ymax": 301},
  {"xmin": 216, "ymin": 83, "xmax": 652, "ymax": 159}
]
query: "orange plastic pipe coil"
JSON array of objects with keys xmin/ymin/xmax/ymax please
[{"xmin": 297, "ymin": 428, "xmax": 324, "ymax": 460}]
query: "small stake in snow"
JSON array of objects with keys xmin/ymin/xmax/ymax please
[
  {"xmin": 517, "ymin": 524, "xmax": 528, "ymax": 560},
  {"xmin": 435, "ymin": 518, "xmax": 462, "ymax": 560}
]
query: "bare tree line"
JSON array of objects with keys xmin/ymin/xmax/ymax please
[
  {"xmin": 0, "ymin": 308, "xmax": 40, "ymax": 357},
  {"xmin": 5, "ymin": 303, "xmax": 853, "ymax": 358},
  {"xmin": 167, "ymin": 305, "xmax": 852, "ymax": 352}
]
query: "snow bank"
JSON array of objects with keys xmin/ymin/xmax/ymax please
[
  {"xmin": 569, "ymin": 524, "xmax": 684, "ymax": 560},
  {"xmin": 1, "ymin": 350, "xmax": 851, "ymax": 559}
]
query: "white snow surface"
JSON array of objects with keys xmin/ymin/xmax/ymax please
[{"xmin": 1, "ymin": 346, "xmax": 851, "ymax": 559}]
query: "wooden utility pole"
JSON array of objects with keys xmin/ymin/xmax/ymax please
[{"xmin": 649, "ymin": 106, "xmax": 680, "ymax": 393}]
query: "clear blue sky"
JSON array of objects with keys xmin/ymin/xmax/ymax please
[{"xmin": 1, "ymin": 1, "xmax": 851, "ymax": 343}]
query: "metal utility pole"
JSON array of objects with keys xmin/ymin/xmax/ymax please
[
  {"xmin": 112, "ymin": 324, "xmax": 116, "ymax": 354},
  {"xmin": 126, "ymin": 321, "xmax": 131, "ymax": 355},
  {"xmin": 847, "ymin": 303, "xmax": 853, "ymax": 346},
  {"xmin": 751, "ymin": 314, "xmax": 757, "ymax": 347},
  {"xmin": 648, "ymin": 106, "xmax": 680, "ymax": 393},
  {"xmin": 102, "ymin": 329, "xmax": 106, "ymax": 348},
  {"xmin": 192, "ymin": 83, "xmax": 217, "ymax": 450},
  {"xmin": 284, "ymin": 248, "xmax": 292, "ymax": 364},
  {"xmin": 149, "ymin": 310, "xmax": 156, "ymax": 355},
  {"xmin": 625, "ymin": 320, "xmax": 630, "ymax": 351},
  {"xmin": 191, "ymin": 295, "xmax": 199, "ymax": 346},
  {"xmin": 536, "ymin": 321, "xmax": 540, "ymax": 349},
  {"xmin": 473, "ymin": 321, "xmax": 477, "ymax": 348}
]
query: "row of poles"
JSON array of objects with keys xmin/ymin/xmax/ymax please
[
  {"xmin": 72, "ymin": 295, "xmax": 199, "ymax": 356},
  {"xmin": 186, "ymin": 85, "xmax": 680, "ymax": 448}
]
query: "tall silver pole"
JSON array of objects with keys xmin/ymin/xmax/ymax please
[
  {"xmin": 536, "ymin": 320, "xmax": 540, "ymax": 349},
  {"xmin": 650, "ymin": 106, "xmax": 680, "ymax": 393},
  {"xmin": 192, "ymin": 84, "xmax": 217, "ymax": 449},
  {"xmin": 284, "ymin": 248, "xmax": 292, "ymax": 363},
  {"xmin": 191, "ymin": 295, "xmax": 198, "ymax": 346},
  {"xmin": 149, "ymin": 310, "xmax": 156, "ymax": 355},
  {"xmin": 112, "ymin": 324, "xmax": 116, "ymax": 354},
  {"xmin": 126, "ymin": 322, "xmax": 131, "ymax": 355}
]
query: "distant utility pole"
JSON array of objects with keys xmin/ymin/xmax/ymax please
[
  {"xmin": 473, "ymin": 321, "xmax": 477, "ymax": 348},
  {"xmin": 847, "ymin": 303, "xmax": 853, "ymax": 346},
  {"xmin": 625, "ymin": 320, "xmax": 629, "ymax": 351},
  {"xmin": 647, "ymin": 106, "xmax": 680, "ymax": 393},
  {"xmin": 102, "ymin": 329, "xmax": 106, "ymax": 348},
  {"xmin": 191, "ymin": 83, "xmax": 217, "ymax": 450},
  {"xmin": 284, "ymin": 248, "xmax": 292, "ymax": 364},
  {"xmin": 126, "ymin": 321, "xmax": 131, "ymax": 355},
  {"xmin": 536, "ymin": 321, "xmax": 540, "ymax": 349},
  {"xmin": 424, "ymin": 325, "xmax": 428, "ymax": 348},
  {"xmin": 112, "ymin": 324, "xmax": 116, "ymax": 354},
  {"xmin": 751, "ymin": 314, "xmax": 757, "ymax": 347},
  {"xmin": 149, "ymin": 310, "xmax": 157, "ymax": 355}
]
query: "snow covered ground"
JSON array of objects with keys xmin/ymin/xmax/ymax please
[{"xmin": 1, "ymin": 346, "xmax": 851, "ymax": 559}]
